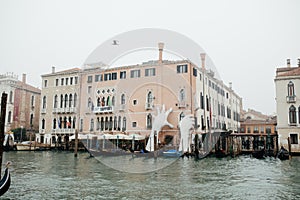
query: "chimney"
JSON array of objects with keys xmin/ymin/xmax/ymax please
[
  {"xmin": 229, "ymin": 82, "xmax": 232, "ymax": 89},
  {"xmin": 158, "ymin": 42, "xmax": 164, "ymax": 64},
  {"xmin": 200, "ymin": 53, "xmax": 206, "ymax": 69},
  {"xmin": 52, "ymin": 66, "xmax": 55, "ymax": 73},
  {"xmin": 298, "ymin": 58, "xmax": 300, "ymax": 67},
  {"xmin": 22, "ymin": 73, "xmax": 26, "ymax": 83},
  {"xmin": 287, "ymin": 59, "xmax": 291, "ymax": 68}
]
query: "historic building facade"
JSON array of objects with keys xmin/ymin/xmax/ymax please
[
  {"xmin": 275, "ymin": 58, "xmax": 300, "ymax": 154},
  {"xmin": 37, "ymin": 43, "xmax": 242, "ymax": 147},
  {"xmin": 37, "ymin": 67, "xmax": 80, "ymax": 145},
  {"xmin": 0, "ymin": 72, "xmax": 41, "ymax": 134}
]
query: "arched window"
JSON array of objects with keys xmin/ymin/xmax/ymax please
[
  {"xmin": 147, "ymin": 91, "xmax": 153, "ymax": 104},
  {"xmin": 68, "ymin": 116, "xmax": 72, "ymax": 128},
  {"xmin": 118, "ymin": 116, "xmax": 121, "ymax": 131},
  {"xmin": 9, "ymin": 91, "xmax": 13, "ymax": 103},
  {"xmin": 8, "ymin": 111, "xmax": 11, "ymax": 123},
  {"xmin": 179, "ymin": 112, "xmax": 185, "ymax": 121},
  {"xmin": 88, "ymin": 97, "xmax": 92, "ymax": 108},
  {"xmin": 96, "ymin": 117, "xmax": 100, "ymax": 130},
  {"xmin": 147, "ymin": 113, "xmax": 152, "ymax": 129},
  {"xmin": 31, "ymin": 95, "xmax": 34, "ymax": 107},
  {"xmin": 53, "ymin": 118, "xmax": 57, "ymax": 129},
  {"xmin": 112, "ymin": 96, "xmax": 115, "ymax": 106},
  {"xmin": 30, "ymin": 114, "xmax": 33, "ymax": 126},
  {"xmin": 179, "ymin": 89, "xmax": 185, "ymax": 102},
  {"xmin": 60, "ymin": 95, "xmax": 64, "ymax": 108},
  {"xmin": 54, "ymin": 95, "xmax": 58, "ymax": 108},
  {"xmin": 64, "ymin": 116, "xmax": 67, "ymax": 128},
  {"xmin": 100, "ymin": 117, "xmax": 104, "ymax": 131},
  {"xmin": 42, "ymin": 119, "xmax": 45, "ymax": 129},
  {"xmin": 97, "ymin": 97, "xmax": 101, "ymax": 107},
  {"xmin": 90, "ymin": 118, "xmax": 94, "ymax": 131},
  {"xmin": 114, "ymin": 116, "xmax": 117, "ymax": 130},
  {"xmin": 105, "ymin": 117, "xmax": 108, "ymax": 130},
  {"xmin": 42, "ymin": 96, "xmax": 46, "ymax": 109},
  {"xmin": 73, "ymin": 117, "xmax": 76, "ymax": 129},
  {"xmin": 121, "ymin": 94, "xmax": 125, "ymax": 105},
  {"xmin": 109, "ymin": 116, "xmax": 113, "ymax": 130},
  {"xmin": 107, "ymin": 96, "xmax": 110, "ymax": 106},
  {"xmin": 69, "ymin": 94, "xmax": 73, "ymax": 108},
  {"xmin": 64, "ymin": 94, "xmax": 68, "ymax": 108},
  {"xmin": 122, "ymin": 117, "xmax": 126, "ymax": 131},
  {"xmin": 74, "ymin": 93, "xmax": 77, "ymax": 107},
  {"xmin": 289, "ymin": 105, "xmax": 297, "ymax": 124},
  {"xmin": 288, "ymin": 81, "xmax": 295, "ymax": 96}
]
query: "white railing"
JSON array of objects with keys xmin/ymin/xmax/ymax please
[
  {"xmin": 53, "ymin": 107, "xmax": 77, "ymax": 113},
  {"xmin": 178, "ymin": 101, "xmax": 187, "ymax": 108},
  {"xmin": 145, "ymin": 102, "xmax": 154, "ymax": 110},
  {"xmin": 52, "ymin": 128, "xmax": 76, "ymax": 134},
  {"xmin": 286, "ymin": 95, "xmax": 296, "ymax": 103}
]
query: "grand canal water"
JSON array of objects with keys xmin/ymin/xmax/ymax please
[{"xmin": 2, "ymin": 151, "xmax": 300, "ymax": 199}]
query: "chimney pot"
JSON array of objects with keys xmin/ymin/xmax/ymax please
[
  {"xmin": 52, "ymin": 66, "xmax": 55, "ymax": 73},
  {"xmin": 287, "ymin": 59, "xmax": 291, "ymax": 68},
  {"xmin": 22, "ymin": 73, "xmax": 26, "ymax": 83},
  {"xmin": 200, "ymin": 53, "xmax": 206, "ymax": 69},
  {"xmin": 158, "ymin": 42, "xmax": 164, "ymax": 64}
]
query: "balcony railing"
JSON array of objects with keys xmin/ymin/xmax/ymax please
[
  {"xmin": 286, "ymin": 95, "xmax": 296, "ymax": 103},
  {"xmin": 53, "ymin": 107, "xmax": 77, "ymax": 113},
  {"xmin": 52, "ymin": 128, "xmax": 76, "ymax": 134},
  {"xmin": 93, "ymin": 106, "xmax": 114, "ymax": 114},
  {"xmin": 41, "ymin": 108, "xmax": 46, "ymax": 114},
  {"xmin": 178, "ymin": 101, "xmax": 187, "ymax": 108},
  {"xmin": 145, "ymin": 102, "xmax": 154, "ymax": 110},
  {"xmin": 119, "ymin": 104, "xmax": 125, "ymax": 111}
]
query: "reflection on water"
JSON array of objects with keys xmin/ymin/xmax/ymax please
[{"xmin": 2, "ymin": 151, "xmax": 300, "ymax": 199}]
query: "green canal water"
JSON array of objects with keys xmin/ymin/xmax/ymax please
[{"xmin": 2, "ymin": 151, "xmax": 300, "ymax": 199}]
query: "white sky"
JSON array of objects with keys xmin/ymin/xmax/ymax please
[{"xmin": 0, "ymin": 0, "xmax": 299, "ymax": 115}]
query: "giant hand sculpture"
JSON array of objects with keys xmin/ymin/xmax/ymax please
[
  {"xmin": 146, "ymin": 105, "xmax": 173, "ymax": 152},
  {"xmin": 178, "ymin": 115, "xmax": 195, "ymax": 153}
]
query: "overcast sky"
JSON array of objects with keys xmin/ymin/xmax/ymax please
[{"xmin": 1, "ymin": 0, "xmax": 299, "ymax": 115}]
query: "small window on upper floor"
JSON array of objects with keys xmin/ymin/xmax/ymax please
[
  {"xmin": 55, "ymin": 79, "xmax": 59, "ymax": 86},
  {"xmin": 120, "ymin": 71, "xmax": 126, "ymax": 79},
  {"xmin": 112, "ymin": 72, "xmax": 117, "ymax": 80},
  {"xmin": 130, "ymin": 69, "xmax": 140, "ymax": 78},
  {"xmin": 66, "ymin": 78, "xmax": 69, "ymax": 85},
  {"xmin": 75, "ymin": 77, "xmax": 78, "ymax": 84},
  {"xmin": 44, "ymin": 80, "xmax": 48, "ymax": 88},
  {"xmin": 177, "ymin": 64, "xmax": 188, "ymax": 73},
  {"xmin": 87, "ymin": 76, "xmax": 93, "ymax": 83},
  {"xmin": 70, "ymin": 77, "xmax": 73, "ymax": 85},
  {"xmin": 61, "ymin": 78, "xmax": 64, "ymax": 86},
  {"xmin": 145, "ymin": 68, "xmax": 156, "ymax": 77}
]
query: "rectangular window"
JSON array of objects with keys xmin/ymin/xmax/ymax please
[
  {"xmin": 247, "ymin": 127, "xmax": 251, "ymax": 133},
  {"xmin": 104, "ymin": 73, "xmax": 111, "ymax": 81},
  {"xmin": 75, "ymin": 77, "xmax": 78, "ymax": 84},
  {"xmin": 120, "ymin": 71, "xmax": 126, "ymax": 79},
  {"xmin": 290, "ymin": 133, "xmax": 298, "ymax": 144},
  {"xmin": 177, "ymin": 64, "xmax": 188, "ymax": 73},
  {"xmin": 132, "ymin": 122, "xmax": 137, "ymax": 128},
  {"xmin": 88, "ymin": 86, "xmax": 92, "ymax": 94},
  {"xmin": 66, "ymin": 78, "xmax": 69, "ymax": 85},
  {"xmin": 61, "ymin": 78, "xmax": 64, "ymax": 86},
  {"xmin": 87, "ymin": 76, "xmax": 93, "ymax": 83},
  {"xmin": 55, "ymin": 79, "xmax": 59, "ymax": 86},
  {"xmin": 95, "ymin": 74, "xmax": 102, "ymax": 82},
  {"xmin": 193, "ymin": 68, "xmax": 197, "ymax": 77},
  {"xmin": 266, "ymin": 127, "xmax": 271, "ymax": 134},
  {"xmin": 44, "ymin": 80, "xmax": 48, "ymax": 88},
  {"xmin": 145, "ymin": 68, "xmax": 156, "ymax": 76},
  {"xmin": 254, "ymin": 126, "xmax": 259, "ymax": 133},
  {"xmin": 260, "ymin": 127, "xmax": 264, "ymax": 133},
  {"xmin": 130, "ymin": 69, "xmax": 141, "ymax": 78},
  {"xmin": 70, "ymin": 77, "xmax": 73, "ymax": 85},
  {"xmin": 112, "ymin": 72, "xmax": 117, "ymax": 80}
]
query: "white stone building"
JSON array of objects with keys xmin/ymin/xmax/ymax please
[{"xmin": 275, "ymin": 58, "xmax": 300, "ymax": 153}]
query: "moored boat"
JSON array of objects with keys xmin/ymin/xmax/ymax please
[{"xmin": 0, "ymin": 162, "xmax": 11, "ymax": 196}]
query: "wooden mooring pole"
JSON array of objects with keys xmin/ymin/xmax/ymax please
[
  {"xmin": 0, "ymin": 92, "xmax": 8, "ymax": 177},
  {"xmin": 74, "ymin": 129, "xmax": 78, "ymax": 157}
]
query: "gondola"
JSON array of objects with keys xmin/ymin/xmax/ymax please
[
  {"xmin": 277, "ymin": 146, "xmax": 289, "ymax": 160},
  {"xmin": 252, "ymin": 148, "xmax": 265, "ymax": 159},
  {"xmin": 0, "ymin": 161, "xmax": 11, "ymax": 196}
]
